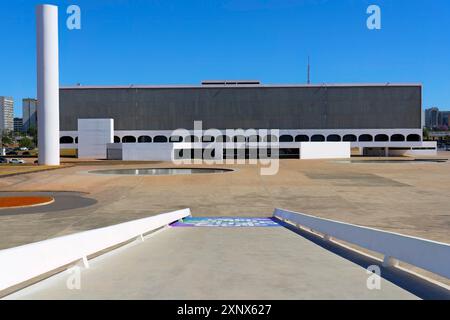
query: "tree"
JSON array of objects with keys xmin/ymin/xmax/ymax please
[
  {"xmin": 1, "ymin": 131, "xmax": 13, "ymax": 145},
  {"xmin": 19, "ymin": 137, "xmax": 34, "ymax": 149},
  {"xmin": 423, "ymin": 127, "xmax": 430, "ymax": 141}
]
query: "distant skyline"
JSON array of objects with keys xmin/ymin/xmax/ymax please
[{"xmin": 1, "ymin": 0, "xmax": 450, "ymax": 117}]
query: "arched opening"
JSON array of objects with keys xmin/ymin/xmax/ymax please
[
  {"xmin": 185, "ymin": 135, "xmax": 199, "ymax": 142},
  {"xmin": 60, "ymin": 136, "xmax": 74, "ymax": 144},
  {"xmin": 75, "ymin": 137, "xmax": 78, "ymax": 144},
  {"xmin": 279, "ymin": 135, "xmax": 293, "ymax": 142},
  {"xmin": 138, "ymin": 135, "xmax": 152, "ymax": 143},
  {"xmin": 375, "ymin": 134, "xmax": 389, "ymax": 142},
  {"xmin": 233, "ymin": 135, "xmax": 246, "ymax": 143},
  {"xmin": 295, "ymin": 135, "xmax": 309, "ymax": 142},
  {"xmin": 154, "ymin": 135, "xmax": 168, "ymax": 143},
  {"xmin": 343, "ymin": 134, "xmax": 357, "ymax": 142},
  {"xmin": 359, "ymin": 134, "xmax": 373, "ymax": 142},
  {"xmin": 311, "ymin": 134, "xmax": 325, "ymax": 142},
  {"xmin": 202, "ymin": 135, "xmax": 215, "ymax": 142},
  {"xmin": 327, "ymin": 134, "xmax": 341, "ymax": 142},
  {"xmin": 264, "ymin": 135, "xmax": 278, "ymax": 142},
  {"xmin": 391, "ymin": 134, "xmax": 405, "ymax": 142},
  {"xmin": 248, "ymin": 135, "xmax": 261, "ymax": 142},
  {"xmin": 216, "ymin": 135, "xmax": 231, "ymax": 142},
  {"xmin": 170, "ymin": 136, "xmax": 183, "ymax": 143},
  {"xmin": 122, "ymin": 136, "xmax": 136, "ymax": 143},
  {"xmin": 407, "ymin": 134, "xmax": 421, "ymax": 142},
  {"xmin": 114, "ymin": 136, "xmax": 120, "ymax": 143}
]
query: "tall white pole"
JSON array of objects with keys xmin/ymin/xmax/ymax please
[{"xmin": 36, "ymin": 4, "xmax": 60, "ymax": 165}]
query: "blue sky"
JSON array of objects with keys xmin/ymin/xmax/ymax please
[{"xmin": 1, "ymin": 0, "xmax": 449, "ymax": 117}]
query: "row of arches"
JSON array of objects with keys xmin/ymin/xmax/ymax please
[
  {"xmin": 60, "ymin": 133, "xmax": 422, "ymax": 144},
  {"xmin": 297, "ymin": 133, "xmax": 421, "ymax": 143}
]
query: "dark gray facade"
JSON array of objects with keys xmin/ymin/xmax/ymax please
[{"xmin": 59, "ymin": 84, "xmax": 422, "ymax": 131}]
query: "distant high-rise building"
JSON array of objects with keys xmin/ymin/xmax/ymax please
[
  {"xmin": 14, "ymin": 117, "xmax": 23, "ymax": 132},
  {"xmin": 0, "ymin": 96, "xmax": 14, "ymax": 132},
  {"xmin": 425, "ymin": 107, "xmax": 450, "ymax": 129},
  {"xmin": 22, "ymin": 98, "xmax": 38, "ymax": 133},
  {"xmin": 425, "ymin": 107, "xmax": 439, "ymax": 129},
  {"xmin": 439, "ymin": 111, "xmax": 450, "ymax": 127}
]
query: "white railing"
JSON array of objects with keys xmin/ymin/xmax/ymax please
[
  {"xmin": 273, "ymin": 208, "xmax": 450, "ymax": 279},
  {"xmin": 0, "ymin": 208, "xmax": 191, "ymax": 293}
]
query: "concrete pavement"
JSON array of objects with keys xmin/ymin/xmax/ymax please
[
  {"xmin": 2, "ymin": 157, "xmax": 450, "ymax": 250},
  {"xmin": 1, "ymin": 155, "xmax": 449, "ymax": 285},
  {"xmin": 6, "ymin": 225, "xmax": 418, "ymax": 300}
]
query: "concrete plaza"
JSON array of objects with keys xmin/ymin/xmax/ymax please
[
  {"xmin": 5, "ymin": 226, "xmax": 417, "ymax": 300},
  {"xmin": 1, "ymin": 155, "xmax": 449, "ymax": 248},
  {"xmin": 0, "ymin": 154, "xmax": 449, "ymax": 290}
]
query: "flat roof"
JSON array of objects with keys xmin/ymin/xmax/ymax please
[{"xmin": 60, "ymin": 83, "xmax": 422, "ymax": 90}]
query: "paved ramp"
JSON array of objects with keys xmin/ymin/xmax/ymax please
[{"xmin": 6, "ymin": 221, "xmax": 417, "ymax": 299}]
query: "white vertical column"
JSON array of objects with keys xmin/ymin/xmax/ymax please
[{"xmin": 36, "ymin": 4, "xmax": 60, "ymax": 165}]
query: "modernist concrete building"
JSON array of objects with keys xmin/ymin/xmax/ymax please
[{"xmin": 58, "ymin": 81, "xmax": 436, "ymax": 160}]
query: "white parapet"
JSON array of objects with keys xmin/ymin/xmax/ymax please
[
  {"xmin": 299, "ymin": 142, "xmax": 351, "ymax": 159},
  {"xmin": 78, "ymin": 119, "xmax": 114, "ymax": 159},
  {"xmin": 36, "ymin": 4, "xmax": 60, "ymax": 166},
  {"xmin": 273, "ymin": 208, "xmax": 450, "ymax": 279},
  {"xmin": 0, "ymin": 208, "xmax": 191, "ymax": 294},
  {"xmin": 388, "ymin": 141, "xmax": 438, "ymax": 157}
]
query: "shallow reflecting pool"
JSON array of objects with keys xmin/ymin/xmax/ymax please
[{"xmin": 89, "ymin": 168, "xmax": 234, "ymax": 176}]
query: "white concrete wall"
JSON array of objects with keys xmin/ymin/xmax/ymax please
[
  {"xmin": 0, "ymin": 209, "xmax": 191, "ymax": 294},
  {"xmin": 299, "ymin": 142, "xmax": 350, "ymax": 159},
  {"xmin": 110, "ymin": 128, "xmax": 423, "ymax": 148},
  {"xmin": 122, "ymin": 143, "xmax": 176, "ymax": 161},
  {"xmin": 120, "ymin": 142, "xmax": 223, "ymax": 161},
  {"xmin": 61, "ymin": 128, "xmax": 424, "ymax": 150},
  {"xmin": 273, "ymin": 208, "xmax": 450, "ymax": 279},
  {"xmin": 389, "ymin": 149, "xmax": 437, "ymax": 157},
  {"xmin": 106, "ymin": 143, "xmax": 123, "ymax": 160},
  {"xmin": 111, "ymin": 141, "xmax": 351, "ymax": 161},
  {"xmin": 388, "ymin": 141, "xmax": 438, "ymax": 157},
  {"xmin": 78, "ymin": 119, "xmax": 113, "ymax": 159}
]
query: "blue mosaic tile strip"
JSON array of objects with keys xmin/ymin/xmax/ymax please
[{"xmin": 171, "ymin": 217, "xmax": 280, "ymax": 227}]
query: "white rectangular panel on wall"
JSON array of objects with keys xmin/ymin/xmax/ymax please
[
  {"xmin": 78, "ymin": 119, "xmax": 114, "ymax": 159},
  {"xmin": 300, "ymin": 142, "xmax": 350, "ymax": 159}
]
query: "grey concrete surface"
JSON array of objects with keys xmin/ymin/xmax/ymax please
[
  {"xmin": 6, "ymin": 226, "xmax": 418, "ymax": 300},
  {"xmin": 0, "ymin": 192, "xmax": 97, "ymax": 216},
  {"xmin": 60, "ymin": 85, "xmax": 421, "ymax": 131}
]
